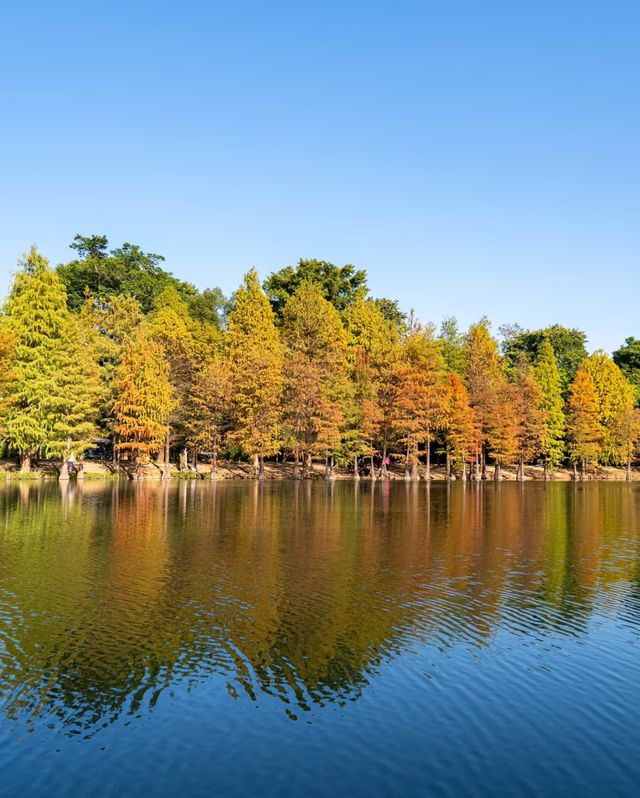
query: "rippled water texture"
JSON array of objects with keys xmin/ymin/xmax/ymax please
[{"xmin": 1, "ymin": 481, "xmax": 640, "ymax": 797}]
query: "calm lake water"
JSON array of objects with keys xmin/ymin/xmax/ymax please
[{"xmin": 1, "ymin": 480, "xmax": 640, "ymax": 797}]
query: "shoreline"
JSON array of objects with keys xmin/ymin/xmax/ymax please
[{"xmin": 1, "ymin": 461, "xmax": 638, "ymax": 482}]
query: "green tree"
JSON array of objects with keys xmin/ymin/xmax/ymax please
[
  {"xmin": 502, "ymin": 324, "xmax": 588, "ymax": 392},
  {"xmin": 534, "ymin": 338, "xmax": 565, "ymax": 473},
  {"xmin": 613, "ymin": 337, "xmax": 640, "ymax": 403},
  {"xmin": 439, "ymin": 317, "xmax": 466, "ymax": 375},
  {"xmin": 2, "ymin": 248, "xmax": 101, "ymax": 470},
  {"xmin": 57, "ymin": 234, "xmax": 226, "ymax": 324},
  {"xmin": 264, "ymin": 258, "xmax": 368, "ymax": 319}
]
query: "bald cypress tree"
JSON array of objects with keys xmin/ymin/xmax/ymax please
[
  {"xmin": 227, "ymin": 270, "xmax": 284, "ymax": 478},
  {"xmin": 2, "ymin": 248, "xmax": 101, "ymax": 471},
  {"xmin": 113, "ymin": 328, "xmax": 174, "ymax": 473},
  {"xmin": 534, "ymin": 338, "xmax": 565, "ymax": 476},
  {"xmin": 567, "ymin": 367, "xmax": 602, "ymax": 478}
]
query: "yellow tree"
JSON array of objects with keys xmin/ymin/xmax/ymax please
[
  {"xmin": 566, "ymin": 366, "xmax": 602, "ymax": 478},
  {"xmin": 147, "ymin": 286, "xmax": 197, "ymax": 468},
  {"xmin": 227, "ymin": 269, "xmax": 284, "ymax": 478},
  {"xmin": 583, "ymin": 351, "xmax": 636, "ymax": 465},
  {"xmin": 113, "ymin": 328, "xmax": 175, "ymax": 475},
  {"xmin": 186, "ymin": 352, "xmax": 232, "ymax": 477},
  {"xmin": 391, "ymin": 328, "xmax": 448, "ymax": 480},
  {"xmin": 344, "ymin": 298, "xmax": 401, "ymax": 477},
  {"xmin": 534, "ymin": 337, "xmax": 565, "ymax": 476},
  {"xmin": 464, "ymin": 320, "xmax": 504, "ymax": 478}
]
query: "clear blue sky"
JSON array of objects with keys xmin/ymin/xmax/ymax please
[{"xmin": 1, "ymin": 0, "xmax": 638, "ymax": 351}]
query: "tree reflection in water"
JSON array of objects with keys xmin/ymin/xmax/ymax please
[{"xmin": 1, "ymin": 480, "xmax": 639, "ymax": 737}]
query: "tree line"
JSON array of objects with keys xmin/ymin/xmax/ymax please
[{"xmin": 1, "ymin": 235, "xmax": 639, "ymax": 480}]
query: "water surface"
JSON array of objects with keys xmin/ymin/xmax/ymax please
[{"xmin": 1, "ymin": 481, "xmax": 640, "ymax": 797}]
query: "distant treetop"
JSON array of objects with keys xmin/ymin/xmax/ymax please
[{"xmin": 57, "ymin": 234, "xmax": 226, "ymax": 326}]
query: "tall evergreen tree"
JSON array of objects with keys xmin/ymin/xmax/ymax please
[{"xmin": 2, "ymin": 248, "xmax": 100, "ymax": 470}]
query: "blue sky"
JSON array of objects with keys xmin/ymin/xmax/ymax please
[{"xmin": 1, "ymin": 0, "xmax": 638, "ymax": 351}]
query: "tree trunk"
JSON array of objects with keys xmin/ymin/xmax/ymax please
[
  {"xmin": 76, "ymin": 462, "xmax": 85, "ymax": 480},
  {"xmin": 572, "ymin": 462, "xmax": 578, "ymax": 481},
  {"xmin": 20, "ymin": 454, "xmax": 31, "ymax": 473},
  {"xmin": 410, "ymin": 452, "xmax": 419, "ymax": 481},
  {"xmin": 543, "ymin": 461, "xmax": 550, "ymax": 481},
  {"xmin": 481, "ymin": 446, "xmax": 487, "ymax": 480},
  {"xmin": 517, "ymin": 457, "xmax": 524, "ymax": 481},
  {"xmin": 494, "ymin": 463, "xmax": 502, "ymax": 481},
  {"xmin": 404, "ymin": 444, "xmax": 411, "ymax": 481},
  {"xmin": 425, "ymin": 437, "xmax": 431, "ymax": 481},
  {"xmin": 370, "ymin": 454, "xmax": 376, "ymax": 480},
  {"xmin": 445, "ymin": 451, "xmax": 451, "ymax": 481},
  {"xmin": 581, "ymin": 458, "xmax": 586, "ymax": 481},
  {"xmin": 210, "ymin": 450, "xmax": 218, "ymax": 480},
  {"xmin": 162, "ymin": 427, "xmax": 171, "ymax": 480},
  {"xmin": 59, "ymin": 460, "xmax": 70, "ymax": 481},
  {"xmin": 461, "ymin": 461, "xmax": 467, "ymax": 481},
  {"xmin": 628, "ymin": 447, "xmax": 633, "ymax": 482},
  {"xmin": 354, "ymin": 456, "xmax": 360, "ymax": 481},
  {"xmin": 258, "ymin": 455, "xmax": 265, "ymax": 481},
  {"xmin": 324, "ymin": 456, "xmax": 331, "ymax": 480},
  {"xmin": 293, "ymin": 451, "xmax": 301, "ymax": 480},
  {"xmin": 382, "ymin": 441, "xmax": 388, "ymax": 479}
]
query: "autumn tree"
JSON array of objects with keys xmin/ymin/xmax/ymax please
[
  {"xmin": 534, "ymin": 338, "xmax": 565, "ymax": 476},
  {"xmin": 464, "ymin": 321, "xmax": 505, "ymax": 478},
  {"xmin": 344, "ymin": 298, "xmax": 402, "ymax": 477},
  {"xmin": 513, "ymin": 360, "xmax": 548, "ymax": 479},
  {"xmin": 185, "ymin": 351, "xmax": 232, "ymax": 477},
  {"xmin": 566, "ymin": 367, "xmax": 602, "ymax": 478},
  {"xmin": 391, "ymin": 328, "xmax": 448, "ymax": 480},
  {"xmin": 484, "ymin": 383, "xmax": 520, "ymax": 480},
  {"xmin": 81, "ymin": 293, "xmax": 145, "ymax": 447},
  {"xmin": 112, "ymin": 329, "xmax": 174, "ymax": 473},
  {"xmin": 443, "ymin": 373, "xmax": 479, "ymax": 479},
  {"xmin": 227, "ymin": 269, "xmax": 284, "ymax": 478},
  {"xmin": 147, "ymin": 287, "xmax": 199, "ymax": 467},
  {"xmin": 281, "ymin": 283, "xmax": 349, "ymax": 477},
  {"xmin": 583, "ymin": 351, "xmax": 636, "ymax": 466}
]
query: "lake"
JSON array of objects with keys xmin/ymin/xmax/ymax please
[{"xmin": 1, "ymin": 480, "xmax": 640, "ymax": 797}]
